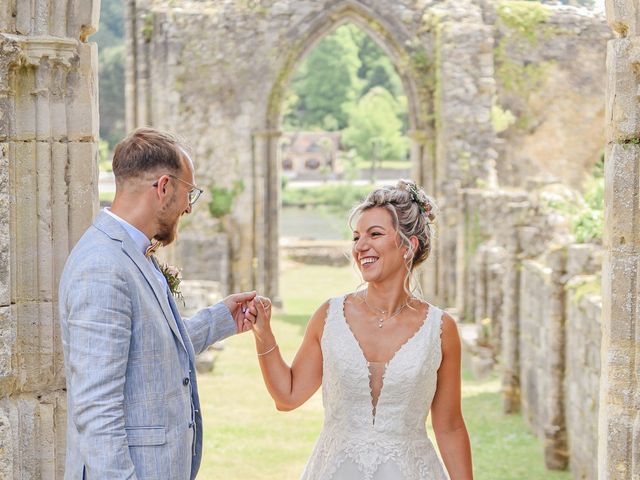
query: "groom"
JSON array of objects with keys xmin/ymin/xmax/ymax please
[{"xmin": 59, "ymin": 128, "xmax": 257, "ymax": 479}]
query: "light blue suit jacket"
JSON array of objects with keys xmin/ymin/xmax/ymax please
[{"xmin": 59, "ymin": 211, "xmax": 237, "ymax": 479}]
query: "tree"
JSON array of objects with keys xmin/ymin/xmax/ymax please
[
  {"xmin": 342, "ymin": 87, "xmax": 408, "ymax": 176},
  {"xmin": 283, "ymin": 25, "xmax": 362, "ymax": 131},
  {"xmin": 99, "ymin": 45, "xmax": 126, "ymax": 148},
  {"xmin": 94, "ymin": 0, "xmax": 125, "ymax": 150}
]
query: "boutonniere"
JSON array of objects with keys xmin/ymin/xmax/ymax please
[{"xmin": 160, "ymin": 263, "xmax": 185, "ymax": 305}]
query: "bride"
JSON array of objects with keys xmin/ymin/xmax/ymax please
[{"xmin": 249, "ymin": 180, "xmax": 473, "ymax": 479}]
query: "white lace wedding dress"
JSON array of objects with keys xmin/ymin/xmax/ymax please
[{"xmin": 300, "ymin": 295, "xmax": 448, "ymax": 480}]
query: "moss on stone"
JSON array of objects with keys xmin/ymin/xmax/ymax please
[
  {"xmin": 494, "ymin": 1, "xmax": 555, "ymax": 131},
  {"xmin": 142, "ymin": 13, "xmax": 154, "ymax": 42},
  {"xmin": 496, "ymin": 1, "xmax": 550, "ymax": 45}
]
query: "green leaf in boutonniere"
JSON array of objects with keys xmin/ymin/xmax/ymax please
[{"xmin": 160, "ymin": 263, "xmax": 185, "ymax": 306}]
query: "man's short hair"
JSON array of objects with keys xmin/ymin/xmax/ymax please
[{"xmin": 112, "ymin": 127, "xmax": 186, "ymax": 181}]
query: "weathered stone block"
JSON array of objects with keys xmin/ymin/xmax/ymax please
[
  {"xmin": 66, "ymin": 42, "xmax": 99, "ymax": 141},
  {"xmin": 605, "ymin": 144, "xmax": 640, "ymax": 248},
  {"xmin": 13, "ymin": 141, "xmax": 39, "ymax": 303},
  {"xmin": 0, "ymin": 306, "xmax": 16, "ymax": 383},
  {"xmin": 67, "ymin": 0, "xmax": 101, "ymax": 40},
  {"xmin": 602, "ymin": 253, "xmax": 639, "ymax": 341},
  {"xmin": 67, "ymin": 141, "xmax": 99, "ymax": 246},
  {"xmin": 606, "ymin": 39, "xmax": 640, "ymax": 142},
  {"xmin": 0, "ymin": 406, "xmax": 13, "ymax": 479},
  {"xmin": 0, "ymin": 143, "xmax": 9, "ymax": 307},
  {"xmin": 605, "ymin": 0, "xmax": 637, "ymax": 37}
]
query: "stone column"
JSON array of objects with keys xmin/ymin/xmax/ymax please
[
  {"xmin": 599, "ymin": 2, "xmax": 640, "ymax": 476},
  {"xmin": 501, "ymin": 228, "xmax": 521, "ymax": 413},
  {"xmin": 543, "ymin": 246, "xmax": 568, "ymax": 470},
  {"xmin": 251, "ymin": 129, "xmax": 282, "ymax": 304},
  {"xmin": 432, "ymin": 0, "xmax": 496, "ymax": 307},
  {"xmin": 409, "ymin": 129, "xmax": 438, "ymax": 301},
  {"xmin": 0, "ymin": 1, "xmax": 100, "ymax": 477}
]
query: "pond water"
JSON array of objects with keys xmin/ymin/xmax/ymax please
[{"xmin": 280, "ymin": 206, "xmax": 350, "ymax": 241}]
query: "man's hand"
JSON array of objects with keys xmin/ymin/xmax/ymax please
[{"xmin": 223, "ymin": 291, "xmax": 257, "ymax": 333}]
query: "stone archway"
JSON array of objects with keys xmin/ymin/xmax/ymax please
[
  {"xmin": 257, "ymin": 1, "xmax": 435, "ymax": 306},
  {"xmin": 126, "ymin": 0, "xmax": 496, "ymax": 308},
  {"xmin": 10, "ymin": 1, "xmax": 639, "ymax": 478}
]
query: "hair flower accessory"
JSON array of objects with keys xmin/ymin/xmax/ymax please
[
  {"xmin": 160, "ymin": 263, "xmax": 185, "ymax": 305},
  {"xmin": 407, "ymin": 182, "xmax": 431, "ymax": 217}
]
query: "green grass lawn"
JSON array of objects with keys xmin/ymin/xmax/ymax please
[{"xmin": 197, "ymin": 262, "xmax": 572, "ymax": 480}]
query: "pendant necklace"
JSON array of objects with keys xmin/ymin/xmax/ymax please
[{"xmin": 364, "ymin": 293, "xmax": 409, "ymax": 328}]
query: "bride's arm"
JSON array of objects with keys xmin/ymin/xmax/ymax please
[
  {"xmin": 431, "ymin": 313, "xmax": 473, "ymax": 480},
  {"xmin": 251, "ymin": 298, "xmax": 326, "ymax": 411}
]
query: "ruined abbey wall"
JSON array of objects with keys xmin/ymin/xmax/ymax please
[
  {"xmin": 128, "ymin": 0, "xmax": 498, "ymax": 307},
  {"xmin": 0, "ymin": 0, "xmax": 638, "ymax": 478},
  {"xmin": 0, "ymin": 1, "xmax": 100, "ymax": 477}
]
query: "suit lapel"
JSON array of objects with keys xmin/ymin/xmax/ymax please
[
  {"xmin": 93, "ymin": 212, "xmax": 187, "ymax": 353},
  {"xmin": 163, "ymin": 278, "xmax": 197, "ymax": 364}
]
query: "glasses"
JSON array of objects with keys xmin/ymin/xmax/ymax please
[{"xmin": 153, "ymin": 174, "xmax": 204, "ymax": 206}]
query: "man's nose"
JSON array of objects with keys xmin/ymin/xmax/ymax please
[{"xmin": 185, "ymin": 203, "xmax": 192, "ymax": 215}]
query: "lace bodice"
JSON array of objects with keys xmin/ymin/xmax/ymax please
[{"xmin": 301, "ymin": 295, "xmax": 448, "ymax": 480}]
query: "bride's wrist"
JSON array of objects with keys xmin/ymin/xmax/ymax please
[{"xmin": 254, "ymin": 331, "xmax": 276, "ymax": 348}]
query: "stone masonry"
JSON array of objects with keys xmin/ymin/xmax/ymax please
[
  {"xmin": 1, "ymin": 0, "xmax": 639, "ymax": 478},
  {"xmin": 126, "ymin": 0, "xmax": 498, "ymax": 307},
  {"xmin": 0, "ymin": 1, "xmax": 100, "ymax": 477},
  {"xmin": 599, "ymin": 1, "xmax": 640, "ymax": 478}
]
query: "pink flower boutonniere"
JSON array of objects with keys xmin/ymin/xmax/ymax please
[{"xmin": 160, "ymin": 263, "xmax": 185, "ymax": 305}]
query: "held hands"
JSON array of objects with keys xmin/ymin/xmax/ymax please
[
  {"xmin": 222, "ymin": 291, "xmax": 273, "ymax": 334},
  {"xmin": 223, "ymin": 291, "xmax": 258, "ymax": 333}
]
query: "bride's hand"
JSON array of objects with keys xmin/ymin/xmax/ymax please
[{"xmin": 250, "ymin": 295, "xmax": 273, "ymax": 339}]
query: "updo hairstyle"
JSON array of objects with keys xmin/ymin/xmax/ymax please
[{"xmin": 349, "ymin": 179, "xmax": 437, "ymax": 270}]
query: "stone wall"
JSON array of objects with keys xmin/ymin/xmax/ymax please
[
  {"xmin": 459, "ymin": 180, "xmax": 605, "ymax": 476},
  {"xmin": 599, "ymin": 0, "xmax": 640, "ymax": 477},
  {"xmin": 493, "ymin": 3, "xmax": 610, "ymax": 190},
  {"xmin": 127, "ymin": 0, "xmax": 500, "ymax": 308},
  {"xmin": 0, "ymin": 1, "xmax": 100, "ymax": 477},
  {"xmin": 565, "ymin": 275, "xmax": 601, "ymax": 480}
]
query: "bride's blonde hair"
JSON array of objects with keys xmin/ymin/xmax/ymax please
[{"xmin": 349, "ymin": 179, "xmax": 438, "ymax": 295}]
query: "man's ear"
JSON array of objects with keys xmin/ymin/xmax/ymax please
[{"xmin": 153, "ymin": 175, "xmax": 171, "ymax": 200}]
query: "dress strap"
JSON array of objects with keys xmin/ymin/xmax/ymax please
[{"xmin": 324, "ymin": 295, "xmax": 345, "ymax": 325}]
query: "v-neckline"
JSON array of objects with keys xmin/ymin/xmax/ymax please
[
  {"xmin": 340, "ymin": 294, "xmax": 432, "ymax": 368},
  {"xmin": 339, "ymin": 294, "xmax": 432, "ymax": 424}
]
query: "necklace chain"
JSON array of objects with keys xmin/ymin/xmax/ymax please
[{"xmin": 364, "ymin": 293, "xmax": 410, "ymax": 329}]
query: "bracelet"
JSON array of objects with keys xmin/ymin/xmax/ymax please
[{"xmin": 257, "ymin": 344, "xmax": 278, "ymax": 357}]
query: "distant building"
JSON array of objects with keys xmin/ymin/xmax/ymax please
[{"xmin": 280, "ymin": 131, "xmax": 342, "ymax": 176}]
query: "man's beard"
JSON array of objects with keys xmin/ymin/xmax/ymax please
[{"xmin": 155, "ymin": 194, "xmax": 180, "ymax": 245}]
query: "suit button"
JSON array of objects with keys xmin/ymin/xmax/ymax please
[{"xmin": 183, "ymin": 377, "xmax": 190, "ymax": 386}]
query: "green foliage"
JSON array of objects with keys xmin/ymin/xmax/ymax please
[
  {"xmin": 494, "ymin": 1, "xmax": 554, "ymax": 131},
  {"xmin": 342, "ymin": 87, "xmax": 408, "ymax": 163},
  {"xmin": 542, "ymin": 160, "xmax": 604, "ymax": 244},
  {"xmin": 208, "ymin": 180, "xmax": 245, "ymax": 219},
  {"xmin": 496, "ymin": 1, "xmax": 550, "ymax": 45},
  {"xmin": 92, "ymin": 0, "xmax": 124, "ymax": 49},
  {"xmin": 491, "ymin": 100, "xmax": 516, "ymax": 133},
  {"xmin": 95, "ymin": 0, "xmax": 125, "ymax": 150},
  {"xmin": 98, "ymin": 45, "xmax": 126, "ymax": 148},
  {"xmin": 98, "ymin": 138, "xmax": 112, "ymax": 172},
  {"xmin": 283, "ymin": 25, "xmax": 362, "ymax": 131},
  {"xmin": 567, "ymin": 275, "xmax": 602, "ymax": 303},
  {"xmin": 283, "ymin": 23, "xmax": 408, "ymax": 135},
  {"xmin": 281, "ymin": 184, "xmax": 372, "ymax": 212},
  {"xmin": 572, "ymin": 174, "xmax": 604, "ymax": 243}
]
